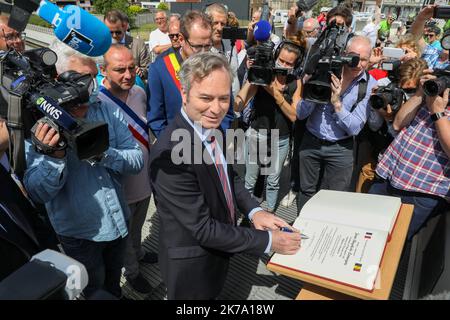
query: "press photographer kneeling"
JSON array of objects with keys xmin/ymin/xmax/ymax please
[{"xmin": 234, "ymin": 40, "xmax": 304, "ymax": 213}]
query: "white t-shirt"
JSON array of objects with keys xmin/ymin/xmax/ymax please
[
  {"xmin": 148, "ymin": 28, "xmax": 171, "ymax": 54},
  {"xmin": 361, "ymin": 22, "xmax": 379, "ymax": 49}
]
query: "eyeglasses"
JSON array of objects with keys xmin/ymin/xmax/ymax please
[
  {"xmin": 186, "ymin": 38, "xmax": 212, "ymax": 52},
  {"xmin": 169, "ymin": 33, "xmax": 180, "ymax": 39},
  {"xmin": 110, "ymin": 30, "xmax": 123, "ymax": 36},
  {"xmin": 1, "ymin": 32, "xmax": 25, "ymax": 42}
]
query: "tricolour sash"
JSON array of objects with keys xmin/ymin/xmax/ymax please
[
  {"xmin": 98, "ymin": 87, "xmax": 150, "ymax": 150},
  {"xmin": 163, "ymin": 52, "xmax": 182, "ymax": 91}
]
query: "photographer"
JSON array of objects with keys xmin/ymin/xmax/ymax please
[
  {"xmin": 234, "ymin": 41, "xmax": 303, "ymax": 212},
  {"xmin": 23, "ymin": 51, "xmax": 144, "ymax": 299},
  {"xmin": 296, "ymin": 35, "xmax": 376, "ymax": 210},
  {"xmin": 369, "ymin": 70, "xmax": 449, "ymax": 240},
  {"xmin": 356, "ymin": 58, "xmax": 428, "ymax": 193}
]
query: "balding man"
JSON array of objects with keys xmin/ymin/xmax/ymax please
[
  {"xmin": 296, "ymin": 36, "xmax": 377, "ymax": 210},
  {"xmin": 168, "ymin": 17, "xmax": 181, "ymax": 50},
  {"xmin": 98, "ymin": 44, "xmax": 155, "ymax": 295},
  {"xmin": 24, "ymin": 48, "xmax": 143, "ymax": 299}
]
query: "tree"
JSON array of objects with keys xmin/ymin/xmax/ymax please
[
  {"xmin": 92, "ymin": 0, "xmax": 129, "ymax": 15},
  {"xmin": 312, "ymin": 0, "xmax": 332, "ymax": 17},
  {"xmin": 157, "ymin": 3, "xmax": 169, "ymax": 11}
]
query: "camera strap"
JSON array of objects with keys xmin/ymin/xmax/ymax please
[
  {"xmin": 7, "ymin": 93, "xmax": 26, "ymax": 177},
  {"xmin": 350, "ymin": 71, "xmax": 370, "ymax": 113}
]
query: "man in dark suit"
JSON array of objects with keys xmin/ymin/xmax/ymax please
[
  {"xmin": 104, "ymin": 10, "xmax": 150, "ymax": 80},
  {"xmin": 150, "ymin": 52, "xmax": 301, "ymax": 300}
]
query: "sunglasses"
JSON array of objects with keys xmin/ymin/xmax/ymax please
[
  {"xmin": 110, "ymin": 30, "xmax": 123, "ymax": 36},
  {"xmin": 169, "ymin": 33, "xmax": 180, "ymax": 39},
  {"xmin": 425, "ymin": 33, "xmax": 436, "ymax": 38}
]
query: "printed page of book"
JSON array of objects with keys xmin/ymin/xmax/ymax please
[
  {"xmin": 300, "ymin": 190, "xmax": 402, "ymax": 235},
  {"xmin": 270, "ymin": 217, "xmax": 388, "ymax": 291}
]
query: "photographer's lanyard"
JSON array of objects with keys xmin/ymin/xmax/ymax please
[{"xmin": 163, "ymin": 52, "xmax": 182, "ymax": 91}]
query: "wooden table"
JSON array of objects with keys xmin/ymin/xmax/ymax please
[{"xmin": 267, "ymin": 204, "xmax": 414, "ymax": 300}]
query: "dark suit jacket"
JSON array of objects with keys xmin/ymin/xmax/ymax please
[
  {"xmin": 124, "ymin": 34, "xmax": 150, "ymax": 80},
  {"xmin": 0, "ymin": 165, "xmax": 40, "ymax": 281},
  {"xmin": 149, "ymin": 113, "xmax": 269, "ymax": 299}
]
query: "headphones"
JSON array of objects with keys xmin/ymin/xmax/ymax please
[{"xmin": 273, "ymin": 40, "xmax": 305, "ymax": 71}]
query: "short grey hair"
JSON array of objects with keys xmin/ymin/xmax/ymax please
[
  {"xmin": 345, "ymin": 35, "xmax": 372, "ymax": 52},
  {"xmin": 170, "ymin": 13, "xmax": 181, "ymax": 20},
  {"xmin": 49, "ymin": 39, "xmax": 99, "ymax": 74},
  {"xmin": 204, "ymin": 3, "xmax": 228, "ymax": 17},
  {"xmin": 178, "ymin": 52, "xmax": 235, "ymax": 95}
]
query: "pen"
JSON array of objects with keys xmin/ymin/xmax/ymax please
[{"xmin": 280, "ymin": 227, "xmax": 309, "ymax": 240}]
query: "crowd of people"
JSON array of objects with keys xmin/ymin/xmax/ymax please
[{"xmin": 0, "ymin": 1, "xmax": 449, "ymax": 300}]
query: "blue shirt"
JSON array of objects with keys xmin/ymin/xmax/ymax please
[
  {"xmin": 297, "ymin": 71, "xmax": 377, "ymax": 141},
  {"xmin": 422, "ymin": 44, "xmax": 440, "ymax": 69},
  {"xmin": 180, "ymin": 109, "xmax": 271, "ymax": 253},
  {"xmin": 24, "ymin": 100, "xmax": 144, "ymax": 242}
]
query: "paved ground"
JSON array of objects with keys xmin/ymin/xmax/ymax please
[{"xmin": 121, "ymin": 161, "xmax": 305, "ymax": 300}]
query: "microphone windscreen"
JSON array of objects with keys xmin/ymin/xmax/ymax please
[
  {"xmin": 38, "ymin": 0, "xmax": 111, "ymax": 56},
  {"xmin": 253, "ymin": 20, "xmax": 272, "ymax": 42}
]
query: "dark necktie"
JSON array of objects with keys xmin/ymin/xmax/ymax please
[{"xmin": 209, "ymin": 136, "xmax": 235, "ymax": 224}]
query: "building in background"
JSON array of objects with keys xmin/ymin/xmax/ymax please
[{"xmin": 55, "ymin": 0, "xmax": 94, "ymax": 12}]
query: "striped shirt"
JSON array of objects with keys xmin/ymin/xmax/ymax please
[{"xmin": 376, "ymin": 104, "xmax": 450, "ymax": 200}]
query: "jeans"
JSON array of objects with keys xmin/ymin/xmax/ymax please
[
  {"xmin": 290, "ymin": 119, "xmax": 307, "ymax": 192},
  {"xmin": 368, "ymin": 179, "xmax": 449, "ymax": 240},
  {"xmin": 58, "ymin": 234, "xmax": 127, "ymax": 299},
  {"xmin": 124, "ymin": 197, "xmax": 151, "ymax": 279},
  {"xmin": 244, "ymin": 129, "xmax": 290, "ymax": 211},
  {"xmin": 298, "ymin": 131, "xmax": 354, "ymax": 211}
]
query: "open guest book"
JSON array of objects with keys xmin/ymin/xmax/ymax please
[{"xmin": 268, "ymin": 190, "xmax": 402, "ymax": 291}]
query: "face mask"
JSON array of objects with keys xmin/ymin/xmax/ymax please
[
  {"xmin": 89, "ymin": 78, "xmax": 99, "ymax": 104},
  {"xmin": 275, "ymin": 60, "xmax": 293, "ymax": 70}
]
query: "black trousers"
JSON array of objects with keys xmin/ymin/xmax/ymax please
[{"xmin": 298, "ymin": 131, "xmax": 354, "ymax": 211}]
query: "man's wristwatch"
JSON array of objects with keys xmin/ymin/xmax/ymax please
[{"xmin": 430, "ymin": 111, "xmax": 446, "ymax": 122}]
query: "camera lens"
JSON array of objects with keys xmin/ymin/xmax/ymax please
[
  {"xmin": 423, "ymin": 78, "xmax": 446, "ymax": 96},
  {"xmin": 369, "ymin": 93, "xmax": 391, "ymax": 110}
]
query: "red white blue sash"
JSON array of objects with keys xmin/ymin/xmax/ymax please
[{"xmin": 98, "ymin": 87, "xmax": 150, "ymax": 150}]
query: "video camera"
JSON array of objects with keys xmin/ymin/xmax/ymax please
[
  {"xmin": 369, "ymin": 60, "xmax": 404, "ymax": 112},
  {"xmin": 247, "ymin": 2, "xmax": 308, "ymax": 86},
  {"xmin": 303, "ymin": 20, "xmax": 358, "ymax": 104},
  {"xmin": 0, "ymin": 48, "xmax": 109, "ymax": 166},
  {"xmin": 423, "ymin": 66, "xmax": 450, "ymax": 97}
]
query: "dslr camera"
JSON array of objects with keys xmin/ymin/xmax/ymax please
[
  {"xmin": 0, "ymin": 47, "xmax": 109, "ymax": 165},
  {"xmin": 369, "ymin": 60, "xmax": 404, "ymax": 112},
  {"xmin": 423, "ymin": 66, "xmax": 450, "ymax": 97},
  {"xmin": 303, "ymin": 20, "xmax": 359, "ymax": 104}
]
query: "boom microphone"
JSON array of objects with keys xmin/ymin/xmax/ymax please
[
  {"xmin": 37, "ymin": 0, "xmax": 111, "ymax": 56},
  {"xmin": 253, "ymin": 20, "xmax": 272, "ymax": 42}
]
